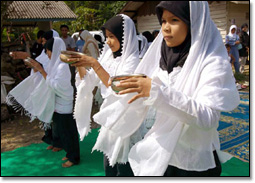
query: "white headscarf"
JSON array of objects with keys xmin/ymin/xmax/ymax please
[
  {"xmin": 137, "ymin": 34, "xmax": 149, "ymax": 59},
  {"xmin": 126, "ymin": 2, "xmax": 240, "ymax": 176},
  {"xmin": 32, "ymin": 30, "xmax": 60, "ymax": 83},
  {"xmin": 6, "ymin": 37, "xmax": 70, "ymax": 126},
  {"xmin": 74, "ymin": 14, "xmax": 140, "ymax": 166},
  {"xmin": 52, "ymin": 29, "xmax": 60, "ymax": 38},
  {"xmin": 227, "ymin": 24, "xmax": 238, "ymax": 38},
  {"xmin": 6, "ymin": 29, "xmax": 60, "ymax": 122},
  {"xmin": 80, "ymin": 30, "xmax": 100, "ymax": 59}
]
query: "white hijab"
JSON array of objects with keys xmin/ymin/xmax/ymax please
[
  {"xmin": 227, "ymin": 24, "xmax": 238, "ymax": 38},
  {"xmin": 74, "ymin": 14, "xmax": 140, "ymax": 166},
  {"xmin": 32, "ymin": 30, "xmax": 59, "ymax": 84},
  {"xmin": 52, "ymin": 29, "xmax": 60, "ymax": 38},
  {"xmin": 127, "ymin": 1, "xmax": 240, "ymax": 176},
  {"xmin": 137, "ymin": 34, "xmax": 149, "ymax": 59},
  {"xmin": 6, "ymin": 37, "xmax": 70, "ymax": 126},
  {"xmin": 85, "ymin": 2, "xmax": 239, "ymax": 175},
  {"xmin": 80, "ymin": 30, "xmax": 100, "ymax": 59}
]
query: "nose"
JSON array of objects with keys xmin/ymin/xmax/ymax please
[
  {"xmin": 163, "ymin": 22, "xmax": 171, "ymax": 32},
  {"xmin": 106, "ymin": 38, "xmax": 111, "ymax": 45}
]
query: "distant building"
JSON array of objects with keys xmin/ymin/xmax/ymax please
[
  {"xmin": 3, "ymin": 1, "xmax": 77, "ymax": 31},
  {"xmin": 119, "ymin": 1, "xmax": 249, "ymax": 42}
]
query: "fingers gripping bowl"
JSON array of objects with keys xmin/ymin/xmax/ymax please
[
  {"xmin": 60, "ymin": 51, "xmax": 91, "ymax": 69},
  {"xmin": 111, "ymin": 74, "xmax": 147, "ymax": 93}
]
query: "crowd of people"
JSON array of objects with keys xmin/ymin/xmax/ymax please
[
  {"xmin": 225, "ymin": 24, "xmax": 249, "ymax": 74},
  {"xmin": 225, "ymin": 23, "xmax": 249, "ymax": 90},
  {"xmin": 6, "ymin": 1, "xmax": 243, "ymax": 176}
]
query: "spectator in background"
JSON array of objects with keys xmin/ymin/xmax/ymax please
[
  {"xmin": 76, "ymin": 29, "xmax": 85, "ymax": 53},
  {"xmin": 142, "ymin": 31, "xmax": 154, "ymax": 47},
  {"xmin": 239, "ymin": 23, "xmax": 249, "ymax": 73},
  {"xmin": 225, "ymin": 25, "xmax": 240, "ymax": 73},
  {"xmin": 30, "ymin": 30, "xmax": 45, "ymax": 59},
  {"xmin": 60, "ymin": 25, "xmax": 76, "ymax": 51},
  {"xmin": 225, "ymin": 43, "xmax": 235, "ymax": 67}
]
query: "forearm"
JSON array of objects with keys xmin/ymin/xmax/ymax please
[{"xmin": 92, "ymin": 60, "xmax": 110, "ymax": 87}]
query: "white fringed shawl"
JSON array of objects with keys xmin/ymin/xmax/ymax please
[
  {"xmin": 74, "ymin": 14, "xmax": 140, "ymax": 166},
  {"xmin": 126, "ymin": 2, "xmax": 240, "ymax": 175},
  {"xmin": 80, "ymin": 30, "xmax": 100, "ymax": 59},
  {"xmin": 6, "ymin": 37, "xmax": 72, "ymax": 126}
]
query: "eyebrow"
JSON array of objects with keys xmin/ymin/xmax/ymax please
[{"xmin": 162, "ymin": 15, "xmax": 178, "ymax": 19}]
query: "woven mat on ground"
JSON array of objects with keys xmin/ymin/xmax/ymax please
[
  {"xmin": 1, "ymin": 129, "xmax": 249, "ymax": 176},
  {"xmin": 218, "ymin": 92, "xmax": 249, "ymax": 162}
]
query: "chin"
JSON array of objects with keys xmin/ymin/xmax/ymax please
[{"xmin": 165, "ymin": 42, "xmax": 173, "ymax": 47}]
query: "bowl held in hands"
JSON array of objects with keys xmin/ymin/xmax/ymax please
[{"xmin": 111, "ymin": 74, "xmax": 146, "ymax": 93}]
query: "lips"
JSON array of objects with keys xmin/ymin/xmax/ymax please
[{"xmin": 164, "ymin": 36, "xmax": 173, "ymax": 41}]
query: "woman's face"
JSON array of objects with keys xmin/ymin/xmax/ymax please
[
  {"xmin": 161, "ymin": 9, "xmax": 188, "ymax": 47},
  {"xmin": 105, "ymin": 29, "xmax": 120, "ymax": 52},
  {"xmin": 242, "ymin": 26, "xmax": 248, "ymax": 32},
  {"xmin": 231, "ymin": 28, "xmax": 236, "ymax": 34},
  {"xmin": 46, "ymin": 49, "xmax": 52, "ymax": 59}
]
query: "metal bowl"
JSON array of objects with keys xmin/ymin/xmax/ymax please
[
  {"xmin": 111, "ymin": 74, "xmax": 147, "ymax": 93},
  {"xmin": 60, "ymin": 51, "xmax": 85, "ymax": 64},
  {"xmin": 60, "ymin": 51, "xmax": 91, "ymax": 70}
]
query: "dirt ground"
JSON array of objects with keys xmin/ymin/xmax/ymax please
[{"xmin": 1, "ymin": 114, "xmax": 44, "ymax": 152}]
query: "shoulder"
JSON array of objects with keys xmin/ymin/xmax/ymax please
[{"xmin": 68, "ymin": 36, "xmax": 75, "ymax": 41}]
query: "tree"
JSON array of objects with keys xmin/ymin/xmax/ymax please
[
  {"xmin": 53, "ymin": 1, "xmax": 127, "ymax": 34},
  {"xmin": 1, "ymin": 1, "xmax": 13, "ymax": 38}
]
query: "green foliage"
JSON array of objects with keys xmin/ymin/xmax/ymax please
[
  {"xmin": 1, "ymin": 28, "xmax": 15, "ymax": 42},
  {"xmin": 52, "ymin": 1, "xmax": 127, "ymax": 35}
]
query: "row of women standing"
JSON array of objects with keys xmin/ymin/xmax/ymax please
[{"xmin": 7, "ymin": 1, "xmax": 240, "ymax": 176}]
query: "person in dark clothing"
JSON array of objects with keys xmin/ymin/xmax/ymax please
[
  {"xmin": 238, "ymin": 23, "xmax": 249, "ymax": 73},
  {"xmin": 142, "ymin": 31, "xmax": 154, "ymax": 46},
  {"xmin": 30, "ymin": 30, "xmax": 45, "ymax": 59}
]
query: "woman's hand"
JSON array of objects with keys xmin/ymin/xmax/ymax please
[
  {"xmin": 69, "ymin": 54, "xmax": 97, "ymax": 68},
  {"xmin": 235, "ymin": 40, "xmax": 240, "ymax": 45},
  {"xmin": 29, "ymin": 59, "xmax": 43, "ymax": 72},
  {"xmin": 30, "ymin": 59, "xmax": 47, "ymax": 79},
  {"xmin": 117, "ymin": 77, "xmax": 152, "ymax": 104},
  {"xmin": 10, "ymin": 51, "xmax": 30, "ymax": 60}
]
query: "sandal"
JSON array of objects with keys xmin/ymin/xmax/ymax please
[
  {"xmin": 62, "ymin": 160, "xmax": 74, "ymax": 168},
  {"xmin": 62, "ymin": 157, "xmax": 68, "ymax": 161}
]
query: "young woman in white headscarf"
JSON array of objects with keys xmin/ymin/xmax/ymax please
[
  {"xmin": 114, "ymin": 1, "xmax": 240, "ymax": 176},
  {"xmin": 7, "ymin": 30, "xmax": 64, "ymax": 151},
  {"xmin": 8, "ymin": 37, "xmax": 80, "ymax": 168},
  {"xmin": 225, "ymin": 25, "xmax": 240, "ymax": 73},
  {"xmin": 68, "ymin": 14, "xmax": 141, "ymax": 176}
]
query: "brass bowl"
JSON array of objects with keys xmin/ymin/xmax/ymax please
[
  {"xmin": 60, "ymin": 51, "xmax": 84, "ymax": 64},
  {"xmin": 111, "ymin": 74, "xmax": 146, "ymax": 93}
]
